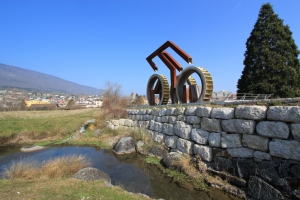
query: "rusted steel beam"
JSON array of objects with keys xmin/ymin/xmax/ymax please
[
  {"xmin": 189, "ymin": 85, "xmax": 198, "ymax": 102},
  {"xmin": 146, "ymin": 40, "xmax": 192, "ymax": 72},
  {"xmin": 150, "ymin": 90, "xmax": 155, "ymax": 106},
  {"xmin": 183, "ymin": 85, "xmax": 189, "ymax": 103}
]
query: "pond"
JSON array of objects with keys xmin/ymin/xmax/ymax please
[{"xmin": 0, "ymin": 145, "xmax": 240, "ymax": 200}]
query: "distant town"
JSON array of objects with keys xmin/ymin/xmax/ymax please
[{"xmin": 0, "ymin": 88, "xmax": 237, "ymax": 111}]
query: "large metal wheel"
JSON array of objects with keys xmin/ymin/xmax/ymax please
[
  {"xmin": 146, "ymin": 74, "xmax": 170, "ymax": 105},
  {"xmin": 176, "ymin": 66, "xmax": 213, "ymax": 103}
]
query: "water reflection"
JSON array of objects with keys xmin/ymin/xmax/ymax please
[{"xmin": 0, "ymin": 146, "xmax": 240, "ymax": 200}]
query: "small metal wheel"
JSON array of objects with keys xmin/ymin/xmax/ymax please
[{"xmin": 146, "ymin": 74, "xmax": 170, "ymax": 105}]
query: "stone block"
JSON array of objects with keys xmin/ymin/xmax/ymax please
[
  {"xmin": 291, "ymin": 124, "xmax": 300, "ymax": 141},
  {"xmin": 161, "ymin": 116, "xmax": 169, "ymax": 123},
  {"xmin": 165, "ymin": 136, "xmax": 178, "ymax": 149},
  {"xmin": 235, "ymin": 105, "xmax": 267, "ymax": 120},
  {"xmin": 111, "ymin": 120, "xmax": 119, "ymax": 126},
  {"xmin": 221, "ymin": 119, "xmax": 256, "ymax": 134},
  {"xmin": 131, "ymin": 120, "xmax": 137, "ymax": 127},
  {"xmin": 154, "ymin": 122, "xmax": 163, "ymax": 133},
  {"xmin": 221, "ymin": 133, "xmax": 242, "ymax": 148},
  {"xmin": 254, "ymin": 151, "xmax": 271, "ymax": 161},
  {"xmin": 146, "ymin": 109, "xmax": 152, "ymax": 114},
  {"xmin": 269, "ymin": 139, "xmax": 300, "ymax": 161},
  {"xmin": 191, "ymin": 128, "xmax": 209, "ymax": 144},
  {"xmin": 124, "ymin": 119, "xmax": 132, "ymax": 127},
  {"xmin": 154, "ymin": 116, "xmax": 162, "ymax": 122},
  {"xmin": 152, "ymin": 109, "xmax": 159, "ymax": 116},
  {"xmin": 213, "ymin": 157, "xmax": 233, "ymax": 171},
  {"xmin": 248, "ymin": 176, "xmax": 284, "ymax": 200},
  {"xmin": 232, "ymin": 158, "xmax": 255, "ymax": 178},
  {"xmin": 242, "ymin": 134, "xmax": 269, "ymax": 151},
  {"xmin": 267, "ymin": 106, "xmax": 300, "ymax": 122},
  {"xmin": 167, "ymin": 107, "xmax": 176, "ymax": 116},
  {"xmin": 119, "ymin": 119, "xmax": 126, "ymax": 126},
  {"xmin": 193, "ymin": 144, "xmax": 213, "ymax": 162},
  {"xmin": 201, "ymin": 117, "xmax": 221, "ymax": 132},
  {"xmin": 196, "ymin": 106, "xmax": 212, "ymax": 118},
  {"xmin": 186, "ymin": 116, "xmax": 201, "ymax": 124},
  {"xmin": 150, "ymin": 120, "xmax": 156, "ymax": 130},
  {"xmin": 177, "ymin": 138, "xmax": 194, "ymax": 154},
  {"xmin": 193, "ymin": 124, "xmax": 200, "ymax": 128},
  {"xmin": 185, "ymin": 106, "xmax": 197, "ymax": 115},
  {"xmin": 227, "ymin": 148, "xmax": 254, "ymax": 158},
  {"xmin": 174, "ymin": 107, "xmax": 184, "ymax": 116},
  {"xmin": 162, "ymin": 123, "xmax": 174, "ymax": 135},
  {"xmin": 211, "ymin": 107, "xmax": 234, "ymax": 119},
  {"xmin": 256, "ymin": 121, "xmax": 289, "ymax": 139},
  {"xmin": 153, "ymin": 132, "xmax": 165, "ymax": 143},
  {"xmin": 177, "ymin": 115, "xmax": 186, "ymax": 122},
  {"xmin": 208, "ymin": 132, "xmax": 221, "ymax": 147},
  {"xmin": 174, "ymin": 121, "xmax": 192, "ymax": 139},
  {"xmin": 168, "ymin": 116, "xmax": 177, "ymax": 124},
  {"xmin": 158, "ymin": 108, "xmax": 167, "ymax": 117}
]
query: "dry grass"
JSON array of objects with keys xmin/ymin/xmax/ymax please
[
  {"xmin": 172, "ymin": 154, "xmax": 202, "ymax": 179},
  {"xmin": 4, "ymin": 154, "xmax": 90, "ymax": 180}
]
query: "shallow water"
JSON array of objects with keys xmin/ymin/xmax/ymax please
[{"xmin": 0, "ymin": 145, "xmax": 240, "ymax": 200}]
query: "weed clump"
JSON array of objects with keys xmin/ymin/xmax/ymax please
[{"xmin": 4, "ymin": 154, "xmax": 90, "ymax": 180}]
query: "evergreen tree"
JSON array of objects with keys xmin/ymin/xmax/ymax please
[{"xmin": 237, "ymin": 3, "xmax": 300, "ymax": 97}]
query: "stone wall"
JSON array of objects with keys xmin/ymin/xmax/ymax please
[{"xmin": 107, "ymin": 105, "xmax": 300, "ymax": 199}]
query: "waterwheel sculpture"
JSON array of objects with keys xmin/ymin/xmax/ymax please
[{"xmin": 146, "ymin": 41, "xmax": 213, "ymax": 105}]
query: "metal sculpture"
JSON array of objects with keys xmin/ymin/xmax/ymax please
[{"xmin": 146, "ymin": 40, "xmax": 213, "ymax": 105}]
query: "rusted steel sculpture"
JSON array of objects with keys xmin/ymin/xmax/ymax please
[{"xmin": 146, "ymin": 40, "xmax": 213, "ymax": 105}]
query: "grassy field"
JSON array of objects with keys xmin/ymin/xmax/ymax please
[
  {"xmin": 0, "ymin": 108, "xmax": 100, "ymax": 145},
  {"xmin": 0, "ymin": 179, "xmax": 152, "ymax": 200}
]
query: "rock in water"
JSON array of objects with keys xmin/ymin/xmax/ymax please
[{"xmin": 112, "ymin": 137, "xmax": 135, "ymax": 154}]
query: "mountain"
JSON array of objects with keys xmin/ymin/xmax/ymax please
[{"xmin": 0, "ymin": 63, "xmax": 101, "ymax": 95}]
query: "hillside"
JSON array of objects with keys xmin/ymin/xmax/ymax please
[{"xmin": 0, "ymin": 63, "xmax": 100, "ymax": 95}]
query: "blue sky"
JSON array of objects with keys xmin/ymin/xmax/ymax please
[{"xmin": 1, "ymin": 0, "xmax": 299, "ymax": 96}]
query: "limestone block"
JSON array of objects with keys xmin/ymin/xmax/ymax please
[
  {"xmin": 227, "ymin": 148, "xmax": 254, "ymax": 158},
  {"xmin": 193, "ymin": 144, "xmax": 213, "ymax": 162},
  {"xmin": 143, "ymin": 121, "xmax": 150, "ymax": 129},
  {"xmin": 221, "ymin": 133, "xmax": 242, "ymax": 148},
  {"xmin": 174, "ymin": 107, "xmax": 185, "ymax": 116},
  {"xmin": 149, "ymin": 120, "xmax": 155, "ymax": 130},
  {"xmin": 191, "ymin": 128, "xmax": 209, "ymax": 145},
  {"xmin": 176, "ymin": 138, "xmax": 194, "ymax": 154},
  {"xmin": 267, "ymin": 106, "xmax": 300, "ymax": 123},
  {"xmin": 152, "ymin": 109, "xmax": 159, "ymax": 116},
  {"xmin": 177, "ymin": 115, "xmax": 186, "ymax": 122},
  {"xmin": 174, "ymin": 121, "xmax": 192, "ymax": 139},
  {"xmin": 108, "ymin": 124, "xmax": 115, "ymax": 129},
  {"xmin": 138, "ymin": 110, "xmax": 143, "ymax": 115},
  {"xmin": 146, "ymin": 109, "xmax": 152, "ymax": 114},
  {"xmin": 248, "ymin": 176, "xmax": 284, "ymax": 200},
  {"xmin": 201, "ymin": 117, "xmax": 221, "ymax": 132},
  {"xmin": 111, "ymin": 120, "xmax": 119, "ymax": 126},
  {"xmin": 158, "ymin": 108, "xmax": 167, "ymax": 117},
  {"xmin": 168, "ymin": 116, "xmax": 177, "ymax": 124},
  {"xmin": 119, "ymin": 119, "xmax": 126, "ymax": 126},
  {"xmin": 196, "ymin": 106, "xmax": 212, "ymax": 118},
  {"xmin": 167, "ymin": 107, "xmax": 176, "ymax": 116},
  {"xmin": 127, "ymin": 110, "xmax": 133, "ymax": 115},
  {"xmin": 147, "ymin": 130, "xmax": 155, "ymax": 139},
  {"xmin": 222, "ymin": 119, "xmax": 256, "ymax": 134},
  {"xmin": 128, "ymin": 115, "xmax": 133, "ymax": 120},
  {"xmin": 254, "ymin": 151, "xmax": 271, "ymax": 161},
  {"xmin": 153, "ymin": 132, "xmax": 165, "ymax": 143},
  {"xmin": 235, "ymin": 105, "xmax": 267, "ymax": 120},
  {"xmin": 185, "ymin": 106, "xmax": 197, "ymax": 116},
  {"xmin": 208, "ymin": 132, "xmax": 221, "ymax": 147},
  {"xmin": 211, "ymin": 107, "xmax": 235, "ymax": 119},
  {"xmin": 291, "ymin": 124, "xmax": 300, "ymax": 141},
  {"xmin": 269, "ymin": 139, "xmax": 300, "ymax": 161},
  {"xmin": 242, "ymin": 134, "xmax": 269, "ymax": 151},
  {"xmin": 143, "ymin": 114, "xmax": 150, "ymax": 121},
  {"xmin": 256, "ymin": 121, "xmax": 289, "ymax": 139},
  {"xmin": 161, "ymin": 116, "xmax": 169, "ymax": 123},
  {"xmin": 186, "ymin": 116, "xmax": 201, "ymax": 124},
  {"xmin": 162, "ymin": 123, "xmax": 174, "ymax": 135},
  {"xmin": 165, "ymin": 136, "xmax": 178, "ymax": 149}
]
